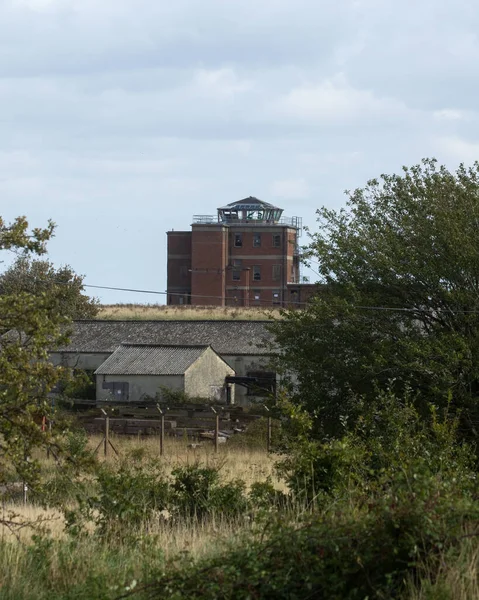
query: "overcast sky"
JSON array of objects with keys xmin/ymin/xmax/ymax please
[{"xmin": 1, "ymin": 0, "xmax": 478, "ymax": 303}]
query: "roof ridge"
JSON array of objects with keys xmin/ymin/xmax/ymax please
[
  {"xmin": 73, "ymin": 319, "xmax": 274, "ymax": 323},
  {"xmin": 120, "ymin": 343, "xmax": 209, "ymax": 348}
]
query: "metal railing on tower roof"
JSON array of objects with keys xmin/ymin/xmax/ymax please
[{"xmin": 192, "ymin": 215, "xmax": 302, "ymax": 230}]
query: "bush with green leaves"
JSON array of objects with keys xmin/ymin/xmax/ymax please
[
  {"xmin": 277, "ymin": 388, "xmax": 477, "ymax": 502},
  {"xmin": 94, "ymin": 463, "xmax": 170, "ymax": 535},
  {"xmin": 128, "ymin": 416, "xmax": 479, "ymax": 600},
  {"xmin": 249, "ymin": 478, "xmax": 287, "ymax": 512},
  {"xmin": 125, "ymin": 473, "xmax": 478, "ymax": 600},
  {"xmin": 62, "ymin": 461, "xmax": 257, "ymax": 540},
  {"xmin": 61, "ymin": 370, "xmax": 96, "ymax": 400},
  {"xmin": 171, "ymin": 464, "xmax": 250, "ymax": 520}
]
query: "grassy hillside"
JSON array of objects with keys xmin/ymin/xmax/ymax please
[{"xmin": 98, "ymin": 303, "xmax": 279, "ymax": 320}]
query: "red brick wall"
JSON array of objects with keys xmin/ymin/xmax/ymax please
[
  {"xmin": 168, "ymin": 224, "xmax": 299, "ymax": 307},
  {"xmin": 167, "ymin": 232, "xmax": 192, "ymax": 305},
  {"xmin": 225, "ymin": 226, "xmax": 297, "ymax": 306},
  {"xmin": 191, "ymin": 226, "xmax": 228, "ymax": 306}
]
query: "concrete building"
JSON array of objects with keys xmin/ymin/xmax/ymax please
[
  {"xmin": 95, "ymin": 344, "xmax": 234, "ymax": 403},
  {"xmin": 167, "ymin": 196, "xmax": 315, "ymax": 308},
  {"xmin": 51, "ymin": 320, "xmax": 276, "ymax": 404}
]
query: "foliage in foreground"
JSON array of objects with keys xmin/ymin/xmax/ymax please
[
  {"xmin": 128, "ymin": 395, "xmax": 478, "ymax": 599},
  {"xmin": 1, "ymin": 455, "xmax": 477, "ymax": 600},
  {"xmin": 0, "ymin": 393, "xmax": 475, "ymax": 600},
  {"xmin": 0, "ymin": 255, "xmax": 99, "ymax": 320},
  {"xmin": 0, "ymin": 216, "xmax": 79, "ymax": 495},
  {"xmin": 58, "ymin": 459, "xmax": 283, "ymax": 539},
  {"xmin": 271, "ymin": 159, "xmax": 479, "ymax": 441}
]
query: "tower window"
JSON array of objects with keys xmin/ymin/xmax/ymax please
[
  {"xmin": 232, "ymin": 259, "xmax": 242, "ymax": 281},
  {"xmin": 234, "ymin": 233, "xmax": 243, "ymax": 247},
  {"xmin": 272, "ymin": 234, "xmax": 281, "ymax": 247},
  {"xmin": 272, "ymin": 264, "xmax": 282, "ymax": 281},
  {"xmin": 253, "ymin": 233, "xmax": 261, "ymax": 247},
  {"xmin": 253, "ymin": 265, "xmax": 261, "ymax": 281}
]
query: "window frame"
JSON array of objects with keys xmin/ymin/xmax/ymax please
[
  {"xmin": 272, "ymin": 264, "xmax": 282, "ymax": 281},
  {"xmin": 234, "ymin": 233, "xmax": 243, "ymax": 247},
  {"xmin": 253, "ymin": 233, "xmax": 262, "ymax": 247},
  {"xmin": 272, "ymin": 233, "xmax": 281, "ymax": 248},
  {"xmin": 253, "ymin": 265, "xmax": 261, "ymax": 281}
]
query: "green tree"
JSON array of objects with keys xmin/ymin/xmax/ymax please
[
  {"xmin": 0, "ymin": 256, "xmax": 99, "ymax": 320},
  {"xmin": 271, "ymin": 159, "xmax": 479, "ymax": 439},
  {"xmin": 0, "ymin": 216, "xmax": 78, "ymax": 497}
]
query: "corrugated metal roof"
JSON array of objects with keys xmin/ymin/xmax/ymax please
[
  {"xmin": 55, "ymin": 320, "xmax": 274, "ymax": 355},
  {"xmin": 95, "ymin": 344, "xmax": 209, "ymax": 376}
]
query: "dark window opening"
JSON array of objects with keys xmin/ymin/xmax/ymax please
[
  {"xmin": 247, "ymin": 371, "xmax": 276, "ymax": 396},
  {"xmin": 232, "ymin": 259, "xmax": 242, "ymax": 281},
  {"xmin": 253, "ymin": 265, "xmax": 261, "ymax": 281},
  {"xmin": 253, "ymin": 233, "xmax": 261, "ymax": 247},
  {"xmin": 234, "ymin": 233, "xmax": 243, "ymax": 247},
  {"xmin": 272, "ymin": 290, "xmax": 281, "ymax": 305},
  {"xmin": 272, "ymin": 234, "xmax": 281, "ymax": 248}
]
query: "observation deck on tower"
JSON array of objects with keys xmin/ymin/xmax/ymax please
[{"xmin": 192, "ymin": 196, "xmax": 302, "ymax": 231}]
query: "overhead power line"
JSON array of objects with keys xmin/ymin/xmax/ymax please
[
  {"xmin": 80, "ymin": 282, "xmax": 479, "ymax": 314},
  {"xmin": 82, "ymin": 282, "xmax": 310, "ymax": 308},
  {"xmin": 9, "ymin": 274, "xmax": 479, "ymax": 313}
]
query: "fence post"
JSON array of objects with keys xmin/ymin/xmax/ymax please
[
  {"xmin": 104, "ymin": 414, "xmax": 109, "ymax": 458},
  {"xmin": 157, "ymin": 404, "xmax": 166, "ymax": 457},
  {"xmin": 211, "ymin": 407, "xmax": 219, "ymax": 453},
  {"xmin": 264, "ymin": 405, "xmax": 272, "ymax": 453},
  {"xmin": 267, "ymin": 416, "xmax": 272, "ymax": 453},
  {"xmin": 161, "ymin": 414, "xmax": 165, "ymax": 456}
]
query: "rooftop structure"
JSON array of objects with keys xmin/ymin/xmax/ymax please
[
  {"xmin": 167, "ymin": 196, "xmax": 313, "ymax": 308},
  {"xmin": 193, "ymin": 196, "xmax": 302, "ymax": 229}
]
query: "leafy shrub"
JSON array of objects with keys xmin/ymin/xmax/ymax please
[
  {"xmin": 210, "ymin": 480, "xmax": 249, "ymax": 518},
  {"xmin": 87, "ymin": 462, "xmax": 170, "ymax": 536},
  {"xmin": 138, "ymin": 468, "xmax": 479, "ymax": 599},
  {"xmin": 249, "ymin": 478, "xmax": 287, "ymax": 511},
  {"xmin": 278, "ymin": 389, "xmax": 476, "ymax": 502},
  {"xmin": 157, "ymin": 386, "xmax": 190, "ymax": 404},
  {"xmin": 171, "ymin": 464, "xmax": 250, "ymax": 520},
  {"xmin": 171, "ymin": 464, "xmax": 220, "ymax": 519},
  {"xmin": 39, "ymin": 429, "xmax": 97, "ymax": 507},
  {"xmin": 61, "ymin": 370, "xmax": 96, "ymax": 400},
  {"xmin": 156, "ymin": 386, "xmax": 211, "ymax": 405}
]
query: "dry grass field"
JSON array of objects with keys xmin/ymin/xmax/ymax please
[
  {"xmin": 1, "ymin": 435, "xmax": 285, "ymax": 557},
  {"xmin": 2, "ymin": 433, "xmax": 479, "ymax": 599},
  {"xmin": 87, "ymin": 433, "xmax": 286, "ymax": 490},
  {"xmin": 98, "ymin": 303, "xmax": 279, "ymax": 320}
]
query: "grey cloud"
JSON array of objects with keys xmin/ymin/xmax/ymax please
[
  {"xmin": 2, "ymin": 0, "xmax": 479, "ymax": 303},
  {"xmin": 1, "ymin": 0, "xmax": 358, "ymax": 76}
]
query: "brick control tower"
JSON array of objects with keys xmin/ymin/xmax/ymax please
[{"xmin": 166, "ymin": 197, "xmax": 303, "ymax": 307}]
